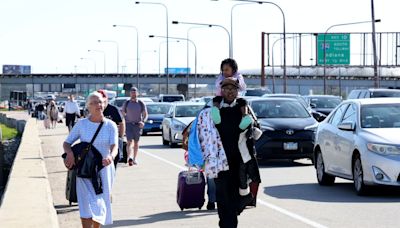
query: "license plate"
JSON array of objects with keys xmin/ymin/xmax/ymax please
[{"xmin": 284, "ymin": 142, "xmax": 298, "ymax": 150}]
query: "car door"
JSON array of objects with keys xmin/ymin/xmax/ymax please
[
  {"xmin": 335, "ymin": 103, "xmax": 357, "ymax": 176},
  {"xmin": 321, "ymin": 104, "xmax": 348, "ymax": 173},
  {"xmin": 162, "ymin": 106, "xmax": 174, "ymax": 138}
]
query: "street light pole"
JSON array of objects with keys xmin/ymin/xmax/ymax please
[
  {"xmin": 88, "ymin": 50, "xmax": 106, "ymax": 73},
  {"xmin": 80, "ymin": 57, "xmax": 97, "ymax": 73},
  {"xmin": 172, "ymin": 21, "xmax": 231, "ymax": 58},
  {"xmin": 150, "ymin": 35, "xmax": 197, "ymax": 97},
  {"xmin": 135, "ymin": 1, "xmax": 169, "ymax": 93},
  {"xmin": 231, "ymin": 2, "xmax": 254, "ymax": 58},
  {"xmin": 113, "ymin": 25, "xmax": 140, "ymax": 88},
  {"xmin": 233, "ymin": 0, "xmax": 286, "ymax": 92},
  {"xmin": 98, "ymin": 40, "xmax": 120, "ymax": 73},
  {"xmin": 371, "ymin": 0, "xmax": 379, "ymax": 88},
  {"xmin": 323, "ymin": 19, "xmax": 381, "ymax": 94}
]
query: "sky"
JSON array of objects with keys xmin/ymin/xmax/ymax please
[{"xmin": 0, "ymin": 0, "xmax": 399, "ymax": 74}]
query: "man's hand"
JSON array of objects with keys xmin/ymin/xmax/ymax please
[
  {"xmin": 102, "ymin": 155, "xmax": 114, "ymax": 166},
  {"xmin": 64, "ymin": 152, "xmax": 75, "ymax": 169},
  {"xmin": 138, "ymin": 121, "xmax": 145, "ymax": 129}
]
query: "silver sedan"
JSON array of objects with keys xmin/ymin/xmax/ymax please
[{"xmin": 314, "ymin": 98, "xmax": 400, "ymax": 195}]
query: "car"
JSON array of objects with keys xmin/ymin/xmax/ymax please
[
  {"xmin": 112, "ymin": 97, "xmax": 153, "ymax": 112},
  {"xmin": 314, "ymin": 98, "xmax": 400, "ymax": 195},
  {"xmin": 199, "ymin": 96, "xmax": 214, "ymax": 104},
  {"xmin": 143, "ymin": 103, "xmax": 172, "ymax": 135},
  {"xmin": 249, "ymin": 98, "xmax": 318, "ymax": 161},
  {"xmin": 158, "ymin": 94, "xmax": 185, "ymax": 102},
  {"xmin": 347, "ymin": 88, "xmax": 400, "ymax": 99},
  {"xmin": 161, "ymin": 102, "xmax": 205, "ymax": 148},
  {"xmin": 304, "ymin": 95, "xmax": 342, "ymax": 116},
  {"xmin": 241, "ymin": 88, "xmax": 272, "ymax": 97},
  {"xmin": 77, "ymin": 100, "xmax": 88, "ymax": 117},
  {"xmin": 263, "ymin": 94, "xmax": 327, "ymax": 122}
]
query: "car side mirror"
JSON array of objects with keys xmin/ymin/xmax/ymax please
[
  {"xmin": 338, "ymin": 122, "xmax": 355, "ymax": 131},
  {"xmin": 312, "ymin": 111, "xmax": 326, "ymax": 122},
  {"xmin": 310, "ymin": 103, "xmax": 317, "ymax": 108}
]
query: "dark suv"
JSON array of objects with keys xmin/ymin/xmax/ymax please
[{"xmin": 347, "ymin": 88, "xmax": 400, "ymax": 99}]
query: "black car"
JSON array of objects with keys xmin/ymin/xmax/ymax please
[
  {"xmin": 249, "ymin": 98, "xmax": 318, "ymax": 160},
  {"xmin": 303, "ymin": 95, "xmax": 342, "ymax": 116}
]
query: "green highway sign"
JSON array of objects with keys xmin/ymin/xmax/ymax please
[{"xmin": 317, "ymin": 33, "xmax": 350, "ymax": 65}]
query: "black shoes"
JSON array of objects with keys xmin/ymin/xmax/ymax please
[
  {"xmin": 237, "ymin": 193, "xmax": 254, "ymax": 215},
  {"xmin": 207, "ymin": 202, "xmax": 216, "ymax": 210}
]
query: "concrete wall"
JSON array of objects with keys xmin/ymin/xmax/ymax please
[{"xmin": 0, "ymin": 117, "xmax": 59, "ymax": 228}]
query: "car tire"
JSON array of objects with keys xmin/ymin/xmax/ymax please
[
  {"xmin": 169, "ymin": 130, "xmax": 178, "ymax": 148},
  {"xmin": 162, "ymin": 130, "xmax": 169, "ymax": 146},
  {"xmin": 353, "ymin": 155, "xmax": 370, "ymax": 196},
  {"xmin": 316, "ymin": 150, "xmax": 335, "ymax": 185}
]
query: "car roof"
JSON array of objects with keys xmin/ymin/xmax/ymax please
[
  {"xmin": 367, "ymin": 88, "xmax": 400, "ymax": 92},
  {"xmin": 115, "ymin": 97, "xmax": 130, "ymax": 100},
  {"xmin": 173, "ymin": 101, "xmax": 205, "ymax": 106},
  {"xmin": 248, "ymin": 97, "xmax": 301, "ymax": 102},
  {"xmin": 146, "ymin": 102, "xmax": 171, "ymax": 106},
  {"xmin": 263, "ymin": 93, "xmax": 301, "ymax": 97},
  {"xmin": 304, "ymin": 95, "xmax": 341, "ymax": 98},
  {"xmin": 346, "ymin": 97, "xmax": 400, "ymax": 105}
]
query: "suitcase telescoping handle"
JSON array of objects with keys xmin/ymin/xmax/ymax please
[{"xmin": 186, "ymin": 166, "xmax": 203, "ymax": 185}]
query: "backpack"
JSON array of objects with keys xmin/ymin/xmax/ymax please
[{"xmin": 123, "ymin": 99, "xmax": 145, "ymax": 114}]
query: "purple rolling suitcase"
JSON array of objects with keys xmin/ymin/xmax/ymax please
[{"xmin": 176, "ymin": 170, "xmax": 206, "ymax": 211}]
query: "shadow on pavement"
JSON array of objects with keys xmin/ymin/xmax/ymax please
[
  {"xmin": 258, "ymin": 159, "xmax": 313, "ymax": 169},
  {"xmin": 140, "ymin": 144, "xmax": 170, "ymax": 150},
  {"xmin": 54, "ymin": 204, "xmax": 79, "ymax": 215},
  {"xmin": 264, "ymin": 183, "xmax": 400, "ymax": 203},
  {"xmin": 109, "ymin": 210, "xmax": 216, "ymax": 227}
]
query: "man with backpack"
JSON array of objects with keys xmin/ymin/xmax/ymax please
[{"xmin": 121, "ymin": 87, "xmax": 148, "ymax": 166}]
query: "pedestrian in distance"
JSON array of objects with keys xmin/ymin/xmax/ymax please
[
  {"xmin": 63, "ymin": 92, "xmax": 118, "ymax": 228},
  {"xmin": 121, "ymin": 87, "xmax": 148, "ymax": 166},
  {"xmin": 97, "ymin": 89, "xmax": 125, "ymax": 169},
  {"xmin": 64, "ymin": 95, "xmax": 81, "ymax": 132},
  {"xmin": 27, "ymin": 99, "xmax": 33, "ymax": 115},
  {"xmin": 47, "ymin": 100, "xmax": 59, "ymax": 129}
]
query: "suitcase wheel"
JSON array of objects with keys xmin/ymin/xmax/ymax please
[
  {"xmin": 198, "ymin": 207, "xmax": 202, "ymax": 210},
  {"xmin": 180, "ymin": 207, "xmax": 184, "ymax": 211},
  {"xmin": 69, "ymin": 201, "xmax": 72, "ymax": 206}
]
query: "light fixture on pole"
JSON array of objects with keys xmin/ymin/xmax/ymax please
[
  {"xmin": 88, "ymin": 50, "xmax": 106, "ymax": 73},
  {"xmin": 135, "ymin": 1, "xmax": 169, "ymax": 93},
  {"xmin": 323, "ymin": 19, "xmax": 381, "ymax": 94},
  {"xmin": 113, "ymin": 24, "xmax": 140, "ymax": 88},
  {"xmin": 172, "ymin": 21, "xmax": 231, "ymax": 58},
  {"xmin": 150, "ymin": 35, "xmax": 198, "ymax": 98},
  {"xmin": 230, "ymin": 2, "xmax": 255, "ymax": 58},
  {"xmin": 80, "ymin": 57, "xmax": 97, "ymax": 73},
  {"xmin": 98, "ymin": 40, "xmax": 120, "ymax": 73}
]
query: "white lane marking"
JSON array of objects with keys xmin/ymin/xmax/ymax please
[{"xmin": 140, "ymin": 149, "xmax": 328, "ymax": 228}]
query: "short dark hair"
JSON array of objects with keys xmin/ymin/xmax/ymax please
[{"xmin": 220, "ymin": 58, "xmax": 238, "ymax": 74}]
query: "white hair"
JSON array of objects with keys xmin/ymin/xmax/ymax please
[{"xmin": 86, "ymin": 91, "xmax": 104, "ymax": 108}]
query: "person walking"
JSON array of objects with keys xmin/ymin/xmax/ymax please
[
  {"xmin": 64, "ymin": 95, "xmax": 80, "ymax": 132},
  {"xmin": 97, "ymin": 89, "xmax": 125, "ymax": 169},
  {"xmin": 121, "ymin": 87, "xmax": 148, "ymax": 166},
  {"xmin": 27, "ymin": 99, "xmax": 33, "ymax": 115},
  {"xmin": 47, "ymin": 100, "xmax": 59, "ymax": 129},
  {"xmin": 36, "ymin": 102, "xmax": 45, "ymax": 120},
  {"xmin": 63, "ymin": 92, "xmax": 118, "ymax": 228}
]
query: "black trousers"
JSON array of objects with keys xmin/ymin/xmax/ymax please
[
  {"xmin": 66, "ymin": 113, "xmax": 76, "ymax": 129},
  {"xmin": 215, "ymin": 170, "xmax": 240, "ymax": 228}
]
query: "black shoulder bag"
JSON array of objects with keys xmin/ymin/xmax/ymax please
[{"xmin": 63, "ymin": 121, "xmax": 104, "ymax": 178}]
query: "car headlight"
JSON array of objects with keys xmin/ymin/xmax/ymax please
[
  {"xmin": 260, "ymin": 125, "xmax": 274, "ymax": 131},
  {"xmin": 304, "ymin": 123, "xmax": 319, "ymax": 131},
  {"xmin": 367, "ymin": 143, "xmax": 400, "ymax": 155},
  {"xmin": 172, "ymin": 121, "xmax": 186, "ymax": 131},
  {"xmin": 147, "ymin": 120, "xmax": 154, "ymax": 124}
]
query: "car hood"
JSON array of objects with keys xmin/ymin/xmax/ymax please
[
  {"xmin": 258, "ymin": 117, "xmax": 317, "ymax": 130},
  {"xmin": 173, "ymin": 117, "xmax": 195, "ymax": 126},
  {"xmin": 360, "ymin": 128, "xmax": 400, "ymax": 144},
  {"xmin": 148, "ymin": 114, "xmax": 165, "ymax": 121}
]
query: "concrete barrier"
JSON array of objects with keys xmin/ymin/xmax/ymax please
[{"xmin": 0, "ymin": 118, "xmax": 59, "ymax": 228}]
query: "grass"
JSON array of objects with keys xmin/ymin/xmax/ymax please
[{"xmin": 0, "ymin": 124, "xmax": 19, "ymax": 140}]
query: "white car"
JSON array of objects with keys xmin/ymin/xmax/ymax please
[
  {"xmin": 161, "ymin": 102, "xmax": 205, "ymax": 148},
  {"xmin": 314, "ymin": 98, "xmax": 400, "ymax": 195},
  {"xmin": 112, "ymin": 97, "xmax": 153, "ymax": 112}
]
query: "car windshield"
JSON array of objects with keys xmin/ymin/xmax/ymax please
[
  {"xmin": 245, "ymin": 89, "xmax": 271, "ymax": 96},
  {"xmin": 251, "ymin": 100, "xmax": 310, "ymax": 118},
  {"xmin": 268, "ymin": 95, "xmax": 309, "ymax": 109},
  {"xmin": 163, "ymin": 96, "xmax": 184, "ymax": 102},
  {"xmin": 371, "ymin": 91, "xmax": 400, "ymax": 98},
  {"xmin": 174, "ymin": 105, "xmax": 203, "ymax": 117},
  {"xmin": 147, "ymin": 104, "xmax": 171, "ymax": 114},
  {"xmin": 114, "ymin": 99, "xmax": 128, "ymax": 108},
  {"xmin": 361, "ymin": 104, "xmax": 400, "ymax": 128},
  {"xmin": 79, "ymin": 102, "xmax": 85, "ymax": 107},
  {"xmin": 309, "ymin": 97, "xmax": 341, "ymax": 109}
]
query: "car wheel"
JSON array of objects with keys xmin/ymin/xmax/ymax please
[
  {"xmin": 162, "ymin": 129, "xmax": 169, "ymax": 146},
  {"xmin": 353, "ymin": 155, "xmax": 369, "ymax": 195},
  {"xmin": 316, "ymin": 151, "xmax": 335, "ymax": 185},
  {"xmin": 169, "ymin": 130, "xmax": 178, "ymax": 148}
]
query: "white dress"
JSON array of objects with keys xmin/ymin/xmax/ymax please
[{"xmin": 65, "ymin": 118, "xmax": 118, "ymax": 225}]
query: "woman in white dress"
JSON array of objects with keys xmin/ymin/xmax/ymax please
[{"xmin": 63, "ymin": 92, "xmax": 118, "ymax": 228}]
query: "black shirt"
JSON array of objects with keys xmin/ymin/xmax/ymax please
[{"xmin": 103, "ymin": 104, "xmax": 123, "ymax": 125}]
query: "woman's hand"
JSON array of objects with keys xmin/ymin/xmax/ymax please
[
  {"xmin": 64, "ymin": 152, "xmax": 75, "ymax": 169},
  {"xmin": 102, "ymin": 155, "xmax": 114, "ymax": 166}
]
